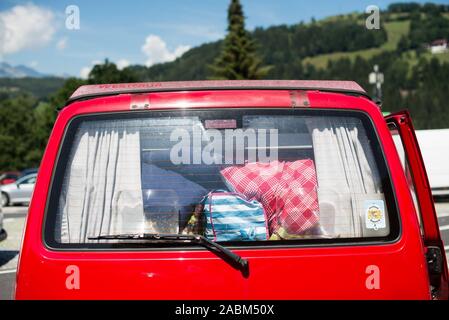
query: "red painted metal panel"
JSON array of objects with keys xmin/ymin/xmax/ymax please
[{"xmin": 15, "ymin": 87, "xmax": 435, "ymax": 300}]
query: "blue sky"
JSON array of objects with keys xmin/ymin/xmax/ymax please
[{"xmin": 0, "ymin": 0, "xmax": 447, "ymax": 77}]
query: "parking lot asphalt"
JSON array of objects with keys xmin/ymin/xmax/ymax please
[{"xmin": 1, "ymin": 202, "xmax": 449, "ymax": 300}]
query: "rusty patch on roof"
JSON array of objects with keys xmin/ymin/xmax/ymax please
[
  {"xmin": 289, "ymin": 90, "xmax": 310, "ymax": 108},
  {"xmin": 130, "ymin": 94, "xmax": 150, "ymax": 110}
]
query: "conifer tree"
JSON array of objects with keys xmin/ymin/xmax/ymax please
[{"xmin": 210, "ymin": 0, "xmax": 270, "ymax": 79}]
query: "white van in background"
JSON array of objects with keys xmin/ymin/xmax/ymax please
[{"xmin": 416, "ymin": 129, "xmax": 449, "ymax": 197}]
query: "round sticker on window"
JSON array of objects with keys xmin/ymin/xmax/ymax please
[{"xmin": 364, "ymin": 200, "xmax": 386, "ymax": 231}]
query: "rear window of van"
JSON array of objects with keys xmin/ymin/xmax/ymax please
[{"xmin": 44, "ymin": 109, "xmax": 399, "ymax": 248}]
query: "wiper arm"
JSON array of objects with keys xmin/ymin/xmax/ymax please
[{"xmin": 88, "ymin": 233, "xmax": 249, "ymax": 273}]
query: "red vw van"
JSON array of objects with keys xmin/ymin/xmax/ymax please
[{"xmin": 15, "ymin": 80, "xmax": 448, "ymax": 299}]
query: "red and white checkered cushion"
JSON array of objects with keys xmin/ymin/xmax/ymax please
[{"xmin": 220, "ymin": 160, "xmax": 319, "ymax": 234}]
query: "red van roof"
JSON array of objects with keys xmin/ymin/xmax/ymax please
[{"xmin": 68, "ymin": 80, "xmax": 368, "ymax": 104}]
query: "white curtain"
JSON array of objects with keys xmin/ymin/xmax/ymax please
[
  {"xmin": 57, "ymin": 120, "xmax": 144, "ymax": 243},
  {"xmin": 307, "ymin": 117, "xmax": 384, "ymax": 237}
]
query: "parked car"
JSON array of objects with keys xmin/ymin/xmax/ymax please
[
  {"xmin": 0, "ymin": 173, "xmax": 37, "ymax": 207},
  {"xmin": 0, "ymin": 171, "xmax": 20, "ymax": 185},
  {"xmin": 19, "ymin": 168, "xmax": 39, "ymax": 178},
  {"xmin": 15, "ymin": 80, "xmax": 448, "ymax": 300}
]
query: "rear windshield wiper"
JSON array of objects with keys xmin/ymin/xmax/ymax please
[{"xmin": 88, "ymin": 233, "xmax": 248, "ymax": 272}]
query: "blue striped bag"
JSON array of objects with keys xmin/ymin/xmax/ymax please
[{"xmin": 203, "ymin": 190, "xmax": 269, "ymax": 242}]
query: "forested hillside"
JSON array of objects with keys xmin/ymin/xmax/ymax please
[
  {"xmin": 122, "ymin": 2, "xmax": 449, "ymax": 129},
  {"xmin": 0, "ymin": 77, "xmax": 65, "ymax": 100},
  {"xmin": 126, "ymin": 14, "xmax": 390, "ymax": 81}
]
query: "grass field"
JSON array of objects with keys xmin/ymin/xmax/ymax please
[
  {"xmin": 302, "ymin": 17, "xmax": 449, "ymax": 69},
  {"xmin": 302, "ymin": 20, "xmax": 410, "ymax": 69},
  {"xmin": 405, "ymin": 50, "xmax": 449, "ymax": 69}
]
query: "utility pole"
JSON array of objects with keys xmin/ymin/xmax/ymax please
[{"xmin": 369, "ymin": 64, "xmax": 384, "ymax": 101}]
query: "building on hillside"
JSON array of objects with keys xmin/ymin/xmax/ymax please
[{"xmin": 427, "ymin": 39, "xmax": 448, "ymax": 54}]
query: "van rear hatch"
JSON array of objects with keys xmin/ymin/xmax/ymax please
[{"xmin": 16, "ymin": 83, "xmax": 435, "ymax": 299}]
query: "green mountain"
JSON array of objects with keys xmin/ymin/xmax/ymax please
[
  {"xmin": 120, "ymin": 2, "xmax": 449, "ymax": 129},
  {"xmin": 0, "ymin": 77, "xmax": 66, "ymax": 100},
  {"xmin": 126, "ymin": 3, "xmax": 449, "ymax": 83}
]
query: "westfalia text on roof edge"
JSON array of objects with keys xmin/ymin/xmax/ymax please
[{"xmin": 66, "ymin": 80, "xmax": 370, "ymax": 106}]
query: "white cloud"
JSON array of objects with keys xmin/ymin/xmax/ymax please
[
  {"xmin": 79, "ymin": 66, "xmax": 91, "ymax": 79},
  {"xmin": 116, "ymin": 59, "xmax": 130, "ymax": 70},
  {"xmin": 79, "ymin": 60, "xmax": 100, "ymax": 79},
  {"xmin": 0, "ymin": 3, "xmax": 56, "ymax": 57},
  {"xmin": 56, "ymin": 37, "xmax": 67, "ymax": 51},
  {"xmin": 141, "ymin": 34, "xmax": 190, "ymax": 67}
]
